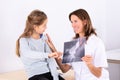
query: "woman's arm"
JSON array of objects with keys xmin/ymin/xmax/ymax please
[
  {"xmin": 87, "ymin": 63, "xmax": 102, "ymax": 78},
  {"xmin": 82, "ymin": 55, "xmax": 102, "ymax": 78}
]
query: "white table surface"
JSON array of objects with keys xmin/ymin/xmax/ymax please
[{"xmin": 106, "ymin": 49, "xmax": 120, "ymax": 64}]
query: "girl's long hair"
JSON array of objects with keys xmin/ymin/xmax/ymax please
[
  {"xmin": 69, "ymin": 9, "xmax": 97, "ymax": 40},
  {"xmin": 16, "ymin": 9, "xmax": 47, "ymax": 57}
]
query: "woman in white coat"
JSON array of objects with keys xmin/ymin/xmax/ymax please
[{"xmin": 47, "ymin": 8, "xmax": 109, "ymax": 80}]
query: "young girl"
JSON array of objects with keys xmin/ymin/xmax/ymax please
[
  {"xmin": 47, "ymin": 9, "xmax": 109, "ymax": 80},
  {"xmin": 16, "ymin": 9, "xmax": 64, "ymax": 80}
]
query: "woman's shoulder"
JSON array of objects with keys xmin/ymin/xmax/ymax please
[
  {"xmin": 86, "ymin": 34, "xmax": 105, "ymax": 50},
  {"xmin": 87, "ymin": 34, "xmax": 104, "ymax": 44}
]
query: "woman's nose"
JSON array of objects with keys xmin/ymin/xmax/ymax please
[{"xmin": 72, "ymin": 23, "xmax": 76, "ymax": 28}]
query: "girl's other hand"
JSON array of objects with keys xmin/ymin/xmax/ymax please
[
  {"xmin": 45, "ymin": 33, "xmax": 57, "ymax": 52},
  {"xmin": 56, "ymin": 52, "xmax": 63, "ymax": 59},
  {"xmin": 46, "ymin": 33, "xmax": 52, "ymax": 43},
  {"xmin": 48, "ymin": 52, "xmax": 62, "ymax": 58}
]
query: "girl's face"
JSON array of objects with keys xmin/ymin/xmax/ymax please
[
  {"xmin": 34, "ymin": 19, "xmax": 48, "ymax": 34},
  {"xmin": 70, "ymin": 15, "xmax": 85, "ymax": 34}
]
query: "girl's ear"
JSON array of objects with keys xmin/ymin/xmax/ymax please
[
  {"xmin": 33, "ymin": 25, "xmax": 36, "ymax": 29},
  {"xmin": 33, "ymin": 25, "xmax": 38, "ymax": 30}
]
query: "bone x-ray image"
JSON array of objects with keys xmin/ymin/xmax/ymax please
[{"xmin": 62, "ymin": 38, "xmax": 85, "ymax": 63}]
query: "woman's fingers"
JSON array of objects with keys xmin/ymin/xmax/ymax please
[{"xmin": 82, "ymin": 55, "xmax": 93, "ymax": 65}]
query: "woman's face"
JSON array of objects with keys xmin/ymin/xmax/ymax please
[
  {"xmin": 70, "ymin": 15, "xmax": 85, "ymax": 34},
  {"xmin": 34, "ymin": 19, "xmax": 48, "ymax": 34}
]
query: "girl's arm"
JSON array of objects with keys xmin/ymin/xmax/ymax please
[
  {"xmin": 45, "ymin": 33, "xmax": 71, "ymax": 73},
  {"xmin": 55, "ymin": 58, "xmax": 71, "ymax": 73},
  {"xmin": 20, "ymin": 38, "xmax": 58, "ymax": 59}
]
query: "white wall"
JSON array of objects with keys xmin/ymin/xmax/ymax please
[
  {"xmin": 0, "ymin": 0, "xmax": 106, "ymax": 73},
  {"xmin": 106, "ymin": 0, "xmax": 120, "ymax": 50}
]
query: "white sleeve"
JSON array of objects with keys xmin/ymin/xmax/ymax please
[
  {"xmin": 94, "ymin": 41, "xmax": 108, "ymax": 68},
  {"xmin": 19, "ymin": 38, "xmax": 49, "ymax": 59}
]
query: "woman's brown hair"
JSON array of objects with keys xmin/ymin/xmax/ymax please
[
  {"xmin": 16, "ymin": 9, "xmax": 47, "ymax": 57},
  {"xmin": 69, "ymin": 9, "xmax": 97, "ymax": 40}
]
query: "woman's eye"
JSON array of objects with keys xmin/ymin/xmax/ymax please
[{"xmin": 74, "ymin": 20, "xmax": 77, "ymax": 23}]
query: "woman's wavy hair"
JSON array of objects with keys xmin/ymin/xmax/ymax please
[{"xmin": 16, "ymin": 9, "xmax": 47, "ymax": 57}]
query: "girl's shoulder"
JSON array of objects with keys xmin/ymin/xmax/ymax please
[
  {"xmin": 20, "ymin": 37, "xmax": 27, "ymax": 41},
  {"xmin": 41, "ymin": 34, "xmax": 47, "ymax": 40},
  {"xmin": 19, "ymin": 37, "xmax": 30, "ymax": 43}
]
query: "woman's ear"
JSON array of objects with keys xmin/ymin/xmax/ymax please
[{"xmin": 83, "ymin": 20, "xmax": 87, "ymax": 26}]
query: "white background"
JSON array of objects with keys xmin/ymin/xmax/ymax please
[{"xmin": 0, "ymin": 0, "xmax": 120, "ymax": 80}]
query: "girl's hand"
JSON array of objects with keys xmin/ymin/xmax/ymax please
[
  {"xmin": 46, "ymin": 33, "xmax": 52, "ymax": 44},
  {"xmin": 56, "ymin": 52, "xmax": 63, "ymax": 59},
  {"xmin": 82, "ymin": 55, "xmax": 93, "ymax": 65},
  {"xmin": 45, "ymin": 33, "xmax": 57, "ymax": 52}
]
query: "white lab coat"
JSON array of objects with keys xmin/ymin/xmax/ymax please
[{"xmin": 71, "ymin": 34, "xmax": 109, "ymax": 80}]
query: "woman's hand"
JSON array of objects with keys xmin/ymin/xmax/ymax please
[
  {"xmin": 82, "ymin": 55, "xmax": 102, "ymax": 78},
  {"xmin": 82, "ymin": 55, "xmax": 93, "ymax": 65}
]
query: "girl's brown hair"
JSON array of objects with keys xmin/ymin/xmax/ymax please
[
  {"xmin": 69, "ymin": 9, "xmax": 97, "ymax": 40},
  {"xmin": 16, "ymin": 9, "xmax": 47, "ymax": 57}
]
